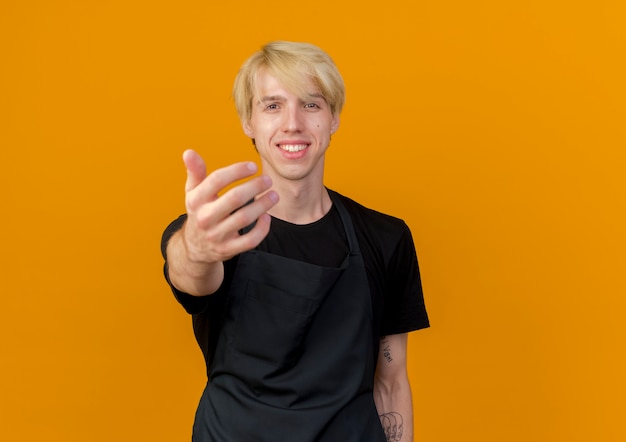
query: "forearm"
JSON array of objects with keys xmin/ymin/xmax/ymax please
[
  {"xmin": 374, "ymin": 371, "xmax": 414, "ymax": 442},
  {"xmin": 374, "ymin": 334, "xmax": 414, "ymax": 441},
  {"xmin": 166, "ymin": 227, "xmax": 224, "ymax": 296}
]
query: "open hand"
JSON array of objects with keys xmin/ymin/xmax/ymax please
[{"xmin": 182, "ymin": 149, "xmax": 279, "ymax": 265}]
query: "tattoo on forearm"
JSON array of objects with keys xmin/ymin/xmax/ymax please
[
  {"xmin": 379, "ymin": 412, "xmax": 404, "ymax": 441},
  {"xmin": 381, "ymin": 336, "xmax": 393, "ymax": 363}
]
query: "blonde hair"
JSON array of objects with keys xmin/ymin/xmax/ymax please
[{"xmin": 233, "ymin": 41, "xmax": 345, "ymax": 123}]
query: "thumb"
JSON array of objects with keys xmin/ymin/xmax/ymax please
[{"xmin": 183, "ymin": 149, "xmax": 207, "ymax": 192}]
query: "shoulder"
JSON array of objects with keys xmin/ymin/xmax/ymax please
[
  {"xmin": 330, "ymin": 190, "xmax": 412, "ymax": 242},
  {"xmin": 330, "ymin": 190, "xmax": 429, "ymax": 334},
  {"xmin": 329, "ymin": 190, "xmax": 416, "ymax": 271}
]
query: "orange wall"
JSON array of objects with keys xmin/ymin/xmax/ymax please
[{"xmin": 2, "ymin": 1, "xmax": 625, "ymax": 440}]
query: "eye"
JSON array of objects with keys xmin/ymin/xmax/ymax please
[
  {"xmin": 304, "ymin": 102, "xmax": 320, "ymax": 109},
  {"xmin": 265, "ymin": 103, "xmax": 279, "ymax": 110}
]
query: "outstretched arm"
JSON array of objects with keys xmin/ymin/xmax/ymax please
[
  {"xmin": 374, "ymin": 333, "xmax": 413, "ymax": 442},
  {"xmin": 166, "ymin": 149, "xmax": 278, "ymax": 296}
]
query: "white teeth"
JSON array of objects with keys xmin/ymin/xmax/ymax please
[{"xmin": 279, "ymin": 144, "xmax": 307, "ymax": 152}]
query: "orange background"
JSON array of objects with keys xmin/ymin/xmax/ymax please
[{"xmin": 2, "ymin": 1, "xmax": 625, "ymax": 440}]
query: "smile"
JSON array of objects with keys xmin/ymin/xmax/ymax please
[{"xmin": 279, "ymin": 144, "xmax": 308, "ymax": 152}]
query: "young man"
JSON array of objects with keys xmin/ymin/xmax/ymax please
[{"xmin": 161, "ymin": 41, "xmax": 429, "ymax": 441}]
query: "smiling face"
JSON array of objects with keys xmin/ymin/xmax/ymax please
[{"xmin": 242, "ymin": 69, "xmax": 340, "ymax": 185}]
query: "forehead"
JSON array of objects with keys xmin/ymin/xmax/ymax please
[{"xmin": 252, "ymin": 69, "xmax": 321, "ymax": 100}]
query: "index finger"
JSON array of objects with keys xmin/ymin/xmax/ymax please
[{"xmin": 186, "ymin": 161, "xmax": 260, "ymax": 209}]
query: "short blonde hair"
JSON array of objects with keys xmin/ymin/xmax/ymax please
[{"xmin": 233, "ymin": 41, "xmax": 345, "ymax": 123}]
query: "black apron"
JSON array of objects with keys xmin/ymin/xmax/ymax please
[{"xmin": 192, "ymin": 190, "xmax": 385, "ymax": 441}]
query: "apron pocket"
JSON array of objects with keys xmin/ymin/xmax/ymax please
[{"xmin": 234, "ymin": 279, "xmax": 318, "ymax": 369}]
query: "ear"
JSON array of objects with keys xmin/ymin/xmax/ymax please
[
  {"xmin": 330, "ymin": 114, "xmax": 340, "ymax": 135},
  {"xmin": 242, "ymin": 120, "xmax": 254, "ymax": 138}
]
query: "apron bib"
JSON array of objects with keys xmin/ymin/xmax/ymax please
[{"xmin": 192, "ymin": 190, "xmax": 385, "ymax": 441}]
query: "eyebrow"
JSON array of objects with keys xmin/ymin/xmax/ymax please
[
  {"xmin": 259, "ymin": 95, "xmax": 285, "ymax": 103},
  {"xmin": 305, "ymin": 93, "xmax": 327, "ymax": 103},
  {"xmin": 258, "ymin": 93, "xmax": 327, "ymax": 103}
]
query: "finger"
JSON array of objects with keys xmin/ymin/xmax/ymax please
[
  {"xmin": 188, "ymin": 162, "xmax": 262, "ymax": 213},
  {"xmin": 193, "ymin": 178, "xmax": 276, "ymax": 230},
  {"xmin": 217, "ymin": 190, "xmax": 279, "ymax": 234},
  {"xmin": 223, "ymin": 212, "xmax": 273, "ymax": 256},
  {"xmin": 188, "ymin": 206, "xmax": 275, "ymax": 263},
  {"xmin": 203, "ymin": 162, "xmax": 259, "ymax": 197},
  {"xmin": 183, "ymin": 149, "xmax": 207, "ymax": 193},
  {"xmin": 216, "ymin": 175, "xmax": 273, "ymax": 214}
]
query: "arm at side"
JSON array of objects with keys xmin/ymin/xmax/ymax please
[{"xmin": 374, "ymin": 333, "xmax": 414, "ymax": 442}]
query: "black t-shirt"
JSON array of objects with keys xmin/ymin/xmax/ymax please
[{"xmin": 161, "ymin": 191, "xmax": 429, "ymax": 368}]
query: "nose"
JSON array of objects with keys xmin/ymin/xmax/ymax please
[{"xmin": 282, "ymin": 105, "xmax": 304, "ymax": 133}]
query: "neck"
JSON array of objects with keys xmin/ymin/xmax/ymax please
[{"xmin": 267, "ymin": 181, "xmax": 331, "ymax": 224}]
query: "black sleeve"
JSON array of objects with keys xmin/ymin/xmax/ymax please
[
  {"xmin": 160, "ymin": 214, "xmax": 210, "ymax": 314},
  {"xmin": 380, "ymin": 221, "xmax": 430, "ymax": 336},
  {"xmin": 161, "ymin": 214, "xmax": 186, "ymax": 259}
]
